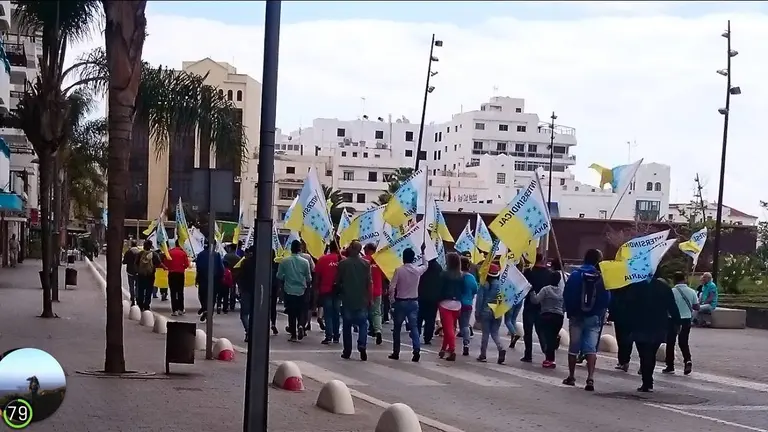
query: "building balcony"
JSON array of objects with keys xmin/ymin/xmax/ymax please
[
  {"xmin": 0, "ymin": 65, "xmax": 8, "ymax": 115},
  {"xmin": 0, "ymin": 1, "xmax": 10, "ymax": 32},
  {"xmin": 5, "ymin": 41, "xmax": 36, "ymax": 71},
  {"xmin": 337, "ymin": 179, "xmax": 387, "ymax": 191}
]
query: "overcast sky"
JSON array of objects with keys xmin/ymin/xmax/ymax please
[{"xmin": 66, "ymin": 1, "xmax": 768, "ymax": 218}]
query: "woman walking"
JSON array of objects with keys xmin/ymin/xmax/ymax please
[
  {"xmin": 474, "ymin": 264, "xmax": 507, "ymax": 364},
  {"xmin": 531, "ymin": 271, "xmax": 565, "ymax": 368},
  {"xmin": 438, "ymin": 253, "xmax": 468, "ymax": 361},
  {"xmin": 459, "ymin": 256, "xmax": 479, "ymax": 356}
]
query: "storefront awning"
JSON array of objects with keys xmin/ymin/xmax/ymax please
[{"xmin": 0, "ymin": 193, "xmax": 23, "ymax": 212}]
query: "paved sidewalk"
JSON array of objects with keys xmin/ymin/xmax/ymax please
[{"xmin": 0, "ymin": 260, "xmax": 397, "ymax": 432}]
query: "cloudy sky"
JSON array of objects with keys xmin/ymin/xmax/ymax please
[{"xmin": 67, "ymin": 1, "xmax": 768, "ymax": 218}]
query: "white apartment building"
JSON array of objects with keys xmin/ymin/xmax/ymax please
[{"xmin": 668, "ymin": 201, "xmax": 757, "ymax": 226}]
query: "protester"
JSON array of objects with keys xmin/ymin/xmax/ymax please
[
  {"xmin": 277, "ymin": 240, "xmax": 312, "ymax": 342},
  {"xmin": 531, "ymin": 271, "xmax": 564, "ymax": 368},
  {"xmin": 218, "ymin": 261, "xmax": 234, "ymax": 314},
  {"xmin": 664, "ymin": 271, "xmax": 699, "ymax": 376},
  {"xmin": 223, "ymin": 244, "xmax": 241, "ymax": 311},
  {"xmin": 270, "ymin": 250, "xmax": 280, "ymax": 335},
  {"xmin": 8, "ymin": 234, "xmax": 19, "ymax": 267},
  {"xmin": 562, "ymin": 249, "xmax": 609, "ymax": 391},
  {"xmin": 122, "ymin": 240, "xmax": 141, "ymax": 306},
  {"xmin": 299, "ymin": 241, "xmax": 316, "ymax": 332},
  {"xmin": 195, "ymin": 240, "xmax": 225, "ymax": 323},
  {"xmin": 238, "ymin": 246, "xmax": 256, "ymax": 342},
  {"xmin": 315, "ymin": 242, "xmax": 341, "ymax": 344},
  {"xmin": 135, "ymin": 240, "xmax": 166, "ymax": 312},
  {"xmin": 437, "ymin": 252, "xmax": 466, "ymax": 361},
  {"xmin": 609, "ymin": 283, "xmax": 636, "ymax": 372},
  {"xmin": 335, "ymin": 240, "xmax": 371, "ymax": 361},
  {"xmin": 474, "ymin": 263, "xmax": 507, "ymax": 364},
  {"xmin": 417, "ymin": 258, "xmax": 443, "ymax": 345},
  {"xmin": 166, "ymin": 240, "xmax": 190, "ymax": 316},
  {"xmin": 459, "ymin": 256, "xmax": 479, "ymax": 356},
  {"xmin": 695, "ymin": 272, "xmax": 718, "ymax": 327},
  {"xmin": 629, "ymin": 274, "xmax": 680, "ymax": 392},
  {"xmin": 389, "ymin": 246, "xmax": 428, "ymax": 362},
  {"xmin": 521, "ymin": 253, "xmax": 552, "ymax": 362},
  {"xmin": 382, "ymin": 277, "xmax": 391, "ymax": 324},
  {"xmin": 363, "ymin": 243, "xmax": 386, "ymax": 345},
  {"xmin": 503, "ymin": 260, "xmax": 526, "ymax": 349}
]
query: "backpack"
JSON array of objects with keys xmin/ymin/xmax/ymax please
[
  {"xmin": 580, "ymin": 270, "xmax": 604, "ymax": 313},
  {"xmin": 137, "ymin": 251, "xmax": 155, "ymax": 276}
]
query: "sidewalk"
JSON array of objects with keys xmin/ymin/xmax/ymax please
[{"xmin": 0, "ymin": 260, "xmax": 396, "ymax": 432}]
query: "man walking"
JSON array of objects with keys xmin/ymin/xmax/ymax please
[
  {"xmin": 363, "ymin": 243, "xmax": 385, "ymax": 345},
  {"xmin": 663, "ymin": 271, "xmax": 699, "ymax": 376},
  {"xmin": 166, "ymin": 240, "xmax": 190, "ymax": 316},
  {"xmin": 389, "ymin": 247, "xmax": 428, "ymax": 362},
  {"xmin": 223, "ymin": 244, "xmax": 241, "ymax": 311},
  {"xmin": 315, "ymin": 242, "xmax": 341, "ymax": 344},
  {"xmin": 135, "ymin": 240, "xmax": 165, "ymax": 312},
  {"xmin": 8, "ymin": 234, "xmax": 19, "ymax": 267},
  {"xmin": 609, "ymin": 284, "xmax": 636, "ymax": 372},
  {"xmin": 237, "ymin": 246, "xmax": 256, "ymax": 342},
  {"xmin": 195, "ymin": 240, "xmax": 225, "ymax": 323},
  {"xmin": 521, "ymin": 253, "xmax": 552, "ymax": 363},
  {"xmin": 417, "ymin": 258, "xmax": 443, "ymax": 345},
  {"xmin": 277, "ymin": 240, "xmax": 312, "ymax": 342},
  {"xmin": 122, "ymin": 240, "xmax": 141, "ymax": 306},
  {"xmin": 335, "ymin": 240, "xmax": 371, "ymax": 361}
]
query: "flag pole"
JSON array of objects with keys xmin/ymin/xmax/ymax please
[
  {"xmin": 535, "ymin": 172, "xmax": 564, "ymax": 266},
  {"xmin": 422, "ymin": 169, "xmax": 429, "ymax": 247}
]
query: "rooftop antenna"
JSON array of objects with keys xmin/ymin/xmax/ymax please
[
  {"xmin": 360, "ymin": 96, "xmax": 366, "ymax": 120},
  {"xmin": 492, "ymin": 85, "xmax": 499, "ymax": 96},
  {"xmin": 626, "ymin": 139, "xmax": 638, "ymax": 163}
]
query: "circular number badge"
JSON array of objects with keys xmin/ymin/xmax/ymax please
[{"xmin": 2, "ymin": 398, "xmax": 33, "ymax": 429}]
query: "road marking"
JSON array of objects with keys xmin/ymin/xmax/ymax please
[
  {"xmin": 472, "ymin": 362, "xmax": 566, "ymax": 387},
  {"xmin": 348, "ymin": 389, "xmax": 465, "ymax": 432},
  {"xmin": 686, "ymin": 371, "xmax": 768, "ymax": 393},
  {"xmin": 664, "ymin": 405, "xmax": 768, "ymax": 412},
  {"xmin": 646, "ymin": 403, "xmax": 768, "ymax": 432},
  {"xmin": 415, "ymin": 361, "xmax": 520, "ymax": 387},
  {"xmin": 291, "ymin": 360, "xmax": 368, "ymax": 387},
  {"xmin": 361, "ymin": 362, "xmax": 444, "ymax": 387}
]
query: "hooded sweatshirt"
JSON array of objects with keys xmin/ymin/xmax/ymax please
[
  {"xmin": 123, "ymin": 246, "xmax": 141, "ymax": 275},
  {"xmin": 459, "ymin": 273, "xmax": 479, "ymax": 308}
]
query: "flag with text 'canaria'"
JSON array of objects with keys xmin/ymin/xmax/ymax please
[
  {"xmin": 340, "ymin": 205, "xmax": 386, "ymax": 249},
  {"xmin": 679, "ymin": 227, "xmax": 707, "ymax": 266},
  {"xmin": 600, "ymin": 238, "xmax": 676, "ymax": 290},
  {"xmin": 488, "ymin": 260, "xmax": 532, "ymax": 319},
  {"xmin": 489, "ymin": 176, "xmax": 550, "ymax": 261},
  {"xmin": 475, "ymin": 214, "xmax": 493, "ymax": 252},
  {"xmin": 615, "ymin": 230, "xmax": 670, "ymax": 261},
  {"xmin": 383, "ymin": 169, "xmax": 426, "ymax": 227},
  {"xmin": 284, "ymin": 167, "xmax": 333, "ymax": 259},
  {"xmin": 372, "ymin": 220, "xmax": 427, "ymax": 280}
]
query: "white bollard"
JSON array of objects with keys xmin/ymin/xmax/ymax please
[
  {"xmin": 375, "ymin": 403, "xmax": 422, "ymax": 432},
  {"xmin": 128, "ymin": 305, "xmax": 141, "ymax": 321},
  {"xmin": 195, "ymin": 329, "xmax": 207, "ymax": 351},
  {"xmin": 139, "ymin": 310, "xmax": 155, "ymax": 327},
  {"xmin": 316, "ymin": 380, "xmax": 354, "ymax": 414},
  {"xmin": 272, "ymin": 361, "xmax": 304, "ymax": 391},
  {"xmin": 598, "ymin": 334, "xmax": 618, "ymax": 353},
  {"xmin": 122, "ymin": 300, "xmax": 131, "ymax": 318},
  {"xmin": 558, "ymin": 328, "xmax": 570, "ymax": 349},
  {"xmin": 213, "ymin": 338, "xmax": 235, "ymax": 361},
  {"xmin": 153, "ymin": 315, "xmax": 167, "ymax": 334}
]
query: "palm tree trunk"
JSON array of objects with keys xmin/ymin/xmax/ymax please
[
  {"xmin": 102, "ymin": 0, "xmax": 148, "ymax": 374},
  {"xmin": 38, "ymin": 152, "xmax": 54, "ymax": 318},
  {"xmin": 61, "ymin": 167, "xmax": 69, "ymax": 251},
  {"xmin": 51, "ymin": 152, "xmax": 62, "ymax": 302}
]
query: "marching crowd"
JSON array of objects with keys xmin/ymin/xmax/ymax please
[{"xmin": 122, "ymin": 237, "xmax": 720, "ymax": 393}]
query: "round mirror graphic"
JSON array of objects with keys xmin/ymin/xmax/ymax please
[{"xmin": 0, "ymin": 348, "xmax": 66, "ymax": 428}]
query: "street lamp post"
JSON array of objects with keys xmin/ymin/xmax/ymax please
[
  {"xmin": 414, "ymin": 34, "xmax": 442, "ymax": 171},
  {"xmin": 712, "ymin": 20, "xmax": 740, "ymax": 283},
  {"xmin": 544, "ymin": 112, "xmax": 557, "ymax": 260}
]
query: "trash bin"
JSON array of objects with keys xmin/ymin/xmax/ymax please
[
  {"xmin": 65, "ymin": 268, "xmax": 77, "ymax": 286},
  {"xmin": 165, "ymin": 321, "xmax": 197, "ymax": 374},
  {"xmin": 67, "ymin": 254, "xmax": 75, "ymax": 264}
]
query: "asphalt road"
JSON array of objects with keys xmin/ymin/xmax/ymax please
[{"xmin": 98, "ymin": 258, "xmax": 768, "ymax": 432}]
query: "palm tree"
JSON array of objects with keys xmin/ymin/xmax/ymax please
[
  {"xmin": 63, "ymin": 117, "xmax": 107, "ymax": 221},
  {"xmin": 13, "ymin": 0, "xmax": 102, "ymax": 318},
  {"xmin": 323, "ymin": 185, "xmax": 355, "ymax": 226},
  {"xmin": 371, "ymin": 167, "xmax": 414, "ymax": 206}
]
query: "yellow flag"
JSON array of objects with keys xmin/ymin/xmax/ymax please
[{"xmin": 142, "ymin": 219, "xmax": 158, "ymax": 236}]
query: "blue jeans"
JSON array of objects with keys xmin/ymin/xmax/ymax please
[
  {"xmin": 480, "ymin": 314, "xmax": 504, "ymax": 357},
  {"xmin": 459, "ymin": 307, "xmax": 472, "ymax": 348},
  {"xmin": 322, "ymin": 295, "xmax": 341, "ymax": 340},
  {"xmin": 504, "ymin": 302, "xmax": 523, "ymax": 335},
  {"xmin": 127, "ymin": 274, "xmax": 137, "ymax": 303},
  {"xmin": 342, "ymin": 308, "xmax": 369, "ymax": 354},
  {"xmin": 568, "ymin": 315, "xmax": 602, "ymax": 355},
  {"xmin": 392, "ymin": 300, "xmax": 420, "ymax": 355},
  {"xmin": 239, "ymin": 290, "xmax": 252, "ymax": 334}
]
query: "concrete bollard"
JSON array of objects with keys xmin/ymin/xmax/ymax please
[
  {"xmin": 139, "ymin": 310, "xmax": 155, "ymax": 327},
  {"xmin": 213, "ymin": 338, "xmax": 235, "ymax": 361},
  {"xmin": 558, "ymin": 328, "xmax": 570, "ymax": 349},
  {"xmin": 316, "ymin": 380, "xmax": 355, "ymax": 415},
  {"xmin": 195, "ymin": 329, "xmax": 207, "ymax": 351},
  {"xmin": 122, "ymin": 300, "xmax": 131, "ymax": 318},
  {"xmin": 272, "ymin": 361, "xmax": 304, "ymax": 391},
  {"xmin": 128, "ymin": 305, "xmax": 141, "ymax": 321},
  {"xmin": 153, "ymin": 315, "xmax": 168, "ymax": 334},
  {"xmin": 656, "ymin": 343, "xmax": 673, "ymax": 362},
  {"xmin": 598, "ymin": 334, "xmax": 618, "ymax": 353},
  {"xmin": 375, "ymin": 403, "xmax": 422, "ymax": 432}
]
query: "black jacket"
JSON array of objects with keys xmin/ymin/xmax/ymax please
[
  {"xmin": 418, "ymin": 259, "xmax": 443, "ymax": 303},
  {"xmin": 628, "ymin": 278, "xmax": 681, "ymax": 343},
  {"xmin": 523, "ymin": 265, "xmax": 553, "ymax": 310},
  {"xmin": 608, "ymin": 284, "xmax": 636, "ymax": 324}
]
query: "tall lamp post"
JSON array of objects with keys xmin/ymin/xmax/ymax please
[
  {"xmin": 544, "ymin": 112, "xmax": 557, "ymax": 259},
  {"xmin": 414, "ymin": 34, "xmax": 443, "ymax": 171},
  {"xmin": 711, "ymin": 20, "xmax": 741, "ymax": 283}
]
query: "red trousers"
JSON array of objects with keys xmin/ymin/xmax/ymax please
[{"xmin": 439, "ymin": 306, "xmax": 461, "ymax": 353}]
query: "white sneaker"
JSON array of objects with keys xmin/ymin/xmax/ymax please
[
  {"xmin": 171, "ymin": 311, "xmax": 178, "ymax": 316},
  {"xmin": 181, "ymin": 310, "xmax": 186, "ymax": 315}
]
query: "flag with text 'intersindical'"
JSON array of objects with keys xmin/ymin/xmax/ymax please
[
  {"xmin": 383, "ymin": 169, "xmax": 426, "ymax": 227},
  {"xmin": 284, "ymin": 167, "xmax": 333, "ymax": 259},
  {"xmin": 337, "ymin": 208, "xmax": 353, "ymax": 239},
  {"xmin": 488, "ymin": 260, "xmax": 532, "ymax": 319},
  {"xmin": 425, "ymin": 196, "xmax": 454, "ymax": 243},
  {"xmin": 340, "ymin": 205, "xmax": 386, "ymax": 249},
  {"xmin": 373, "ymin": 220, "xmax": 430, "ymax": 280},
  {"xmin": 600, "ymin": 238, "xmax": 677, "ymax": 290},
  {"xmin": 454, "ymin": 220, "xmax": 476, "ymax": 255},
  {"xmin": 679, "ymin": 227, "xmax": 707, "ymax": 266},
  {"xmin": 474, "ymin": 214, "xmax": 493, "ymax": 253},
  {"xmin": 615, "ymin": 229, "xmax": 670, "ymax": 261},
  {"xmin": 489, "ymin": 174, "xmax": 551, "ymax": 261}
]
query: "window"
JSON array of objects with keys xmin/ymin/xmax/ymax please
[
  {"xmin": 579, "ymin": 213, "xmax": 585, "ymax": 218},
  {"xmin": 668, "ymin": 214, "xmax": 674, "ymax": 220},
  {"xmin": 475, "ymin": 122, "xmax": 485, "ymax": 130},
  {"xmin": 286, "ymin": 166, "xmax": 295, "ymax": 174},
  {"xmin": 368, "ymin": 171, "xmax": 378, "ymax": 182},
  {"xmin": 496, "ymin": 142, "xmax": 507, "ymax": 152},
  {"xmin": 473, "ymin": 141, "xmax": 483, "ymax": 150},
  {"xmin": 374, "ymin": 154, "xmax": 381, "ymax": 158},
  {"xmin": 352, "ymin": 152, "xmax": 358, "ymax": 157},
  {"xmin": 560, "ymin": 178, "xmax": 566, "ymax": 186},
  {"xmin": 496, "ymin": 173, "xmax": 506, "ymax": 184},
  {"xmin": 356, "ymin": 193, "xmax": 366, "ymax": 203},
  {"xmin": 279, "ymin": 188, "xmax": 300, "ymax": 200},
  {"xmin": 470, "ymin": 158, "xmax": 480, "ymax": 165},
  {"xmin": 446, "ymin": 127, "xmax": 450, "ymax": 134},
  {"xmin": 454, "ymin": 125, "xmax": 458, "ymax": 132},
  {"xmin": 515, "ymin": 143, "xmax": 525, "ymax": 152},
  {"xmin": 405, "ymin": 149, "xmax": 413, "ymax": 157},
  {"xmin": 218, "ymin": 89, "xmax": 224, "ymax": 96},
  {"xmin": 325, "ymin": 169, "xmax": 333, "ymax": 177},
  {"xmin": 227, "ymin": 90, "xmax": 233, "ymax": 101},
  {"xmin": 498, "ymin": 124, "xmax": 509, "ymax": 132},
  {"xmin": 418, "ymin": 151, "xmax": 426, "ymax": 161},
  {"xmin": 646, "ymin": 182, "xmax": 653, "ymax": 191},
  {"xmin": 515, "ymin": 107, "xmax": 522, "ymax": 113},
  {"xmin": 514, "ymin": 161, "xmax": 525, "ymax": 170},
  {"xmin": 236, "ymin": 90, "xmax": 243, "ymax": 101},
  {"xmin": 343, "ymin": 171, "xmax": 354, "ymax": 181},
  {"xmin": 528, "ymin": 144, "xmax": 537, "ymax": 153},
  {"xmin": 375, "ymin": 130, "xmax": 384, "ymax": 139},
  {"xmin": 363, "ymin": 152, "xmax": 368, "ymax": 158},
  {"xmin": 438, "ymin": 150, "xmax": 442, "ymax": 159},
  {"xmin": 337, "ymin": 128, "xmax": 346, "ymax": 137},
  {"xmin": 517, "ymin": 125, "xmax": 527, "ymax": 132},
  {"xmin": 341, "ymin": 151, "xmax": 347, "ymax": 157},
  {"xmin": 454, "ymin": 145, "xmax": 457, "ymax": 151},
  {"xmin": 575, "ymin": 186, "xmax": 580, "ymax": 191},
  {"xmin": 433, "ymin": 151, "xmax": 437, "ymax": 160},
  {"xmin": 654, "ymin": 182, "xmax": 662, "ymax": 191},
  {"xmin": 383, "ymin": 173, "xmax": 394, "ymax": 182},
  {"xmin": 405, "ymin": 131, "xmax": 414, "ymax": 142},
  {"xmin": 636, "ymin": 200, "xmax": 662, "ymax": 221},
  {"xmin": 434, "ymin": 132, "xmax": 439, "ymax": 141},
  {"xmin": 629, "ymin": 181, "xmax": 635, "ymax": 191},
  {"xmin": 439, "ymin": 132, "xmax": 443, "ymax": 141},
  {"xmin": 553, "ymin": 145, "xmax": 566, "ymax": 154},
  {"xmin": 341, "ymin": 193, "xmax": 353, "ymax": 203}
]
